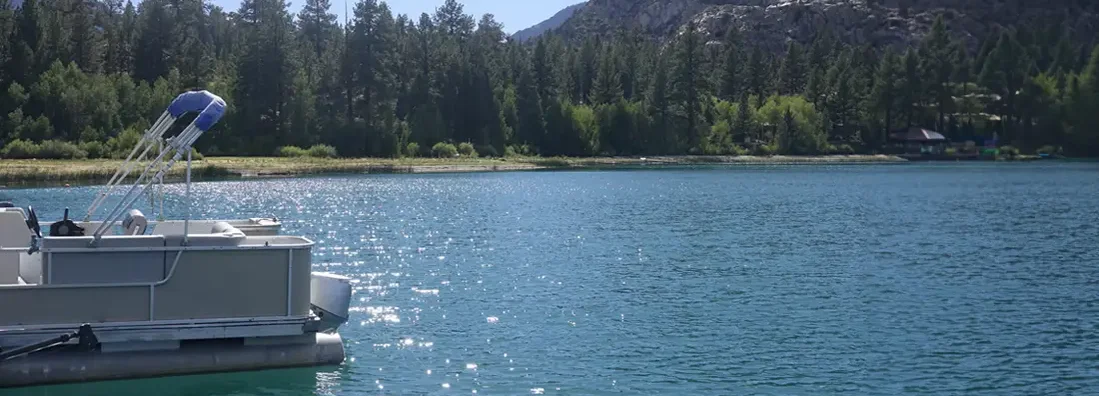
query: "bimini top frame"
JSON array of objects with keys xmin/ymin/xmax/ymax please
[{"xmin": 84, "ymin": 90, "xmax": 226, "ymax": 245}]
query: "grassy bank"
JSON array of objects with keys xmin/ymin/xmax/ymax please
[{"xmin": 0, "ymin": 155, "xmax": 907, "ymax": 184}]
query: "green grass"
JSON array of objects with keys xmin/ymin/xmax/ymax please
[{"xmin": 0, "ymin": 154, "xmax": 909, "ymax": 184}]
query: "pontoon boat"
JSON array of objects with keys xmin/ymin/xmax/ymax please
[{"xmin": 0, "ymin": 91, "xmax": 352, "ymax": 388}]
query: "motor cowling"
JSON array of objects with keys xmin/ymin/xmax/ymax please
[{"xmin": 48, "ymin": 208, "xmax": 85, "ymax": 237}]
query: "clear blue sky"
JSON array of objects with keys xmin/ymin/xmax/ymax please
[{"xmin": 209, "ymin": 0, "xmax": 582, "ymax": 34}]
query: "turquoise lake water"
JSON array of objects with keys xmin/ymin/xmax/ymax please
[{"xmin": 3, "ymin": 162, "xmax": 1099, "ymax": 395}]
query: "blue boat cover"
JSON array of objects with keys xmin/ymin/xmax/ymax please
[{"xmin": 166, "ymin": 90, "xmax": 227, "ymax": 131}]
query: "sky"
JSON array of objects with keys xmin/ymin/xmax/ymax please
[{"xmin": 210, "ymin": 0, "xmax": 583, "ymax": 34}]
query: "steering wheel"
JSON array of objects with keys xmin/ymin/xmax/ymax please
[{"xmin": 25, "ymin": 206, "xmax": 41, "ymax": 237}]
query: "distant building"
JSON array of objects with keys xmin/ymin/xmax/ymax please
[{"xmin": 889, "ymin": 127, "xmax": 948, "ymax": 155}]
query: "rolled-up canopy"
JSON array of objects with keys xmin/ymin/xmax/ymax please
[{"xmin": 166, "ymin": 90, "xmax": 227, "ymax": 132}]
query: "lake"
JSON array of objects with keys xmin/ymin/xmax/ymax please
[{"xmin": 3, "ymin": 162, "xmax": 1099, "ymax": 395}]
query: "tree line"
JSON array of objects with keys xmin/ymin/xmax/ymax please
[{"xmin": 1, "ymin": 0, "xmax": 1098, "ymax": 159}]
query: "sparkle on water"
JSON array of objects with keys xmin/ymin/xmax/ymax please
[{"xmin": 4, "ymin": 162, "xmax": 1099, "ymax": 395}]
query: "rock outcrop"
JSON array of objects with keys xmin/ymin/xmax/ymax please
[{"xmin": 557, "ymin": 0, "xmax": 1099, "ymax": 52}]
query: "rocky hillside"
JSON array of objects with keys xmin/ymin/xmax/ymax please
[
  {"xmin": 512, "ymin": 2, "xmax": 588, "ymax": 42},
  {"xmin": 558, "ymin": 0, "xmax": 1099, "ymax": 52}
]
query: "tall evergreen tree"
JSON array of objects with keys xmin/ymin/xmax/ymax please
[
  {"xmin": 514, "ymin": 51, "xmax": 544, "ymax": 150},
  {"xmin": 717, "ymin": 28, "xmax": 743, "ymax": 101},
  {"xmin": 591, "ymin": 46, "xmax": 621, "ymax": 106},
  {"xmin": 646, "ymin": 54, "xmax": 672, "ymax": 153},
  {"xmin": 0, "ymin": 0, "xmax": 13, "ymax": 84},
  {"xmin": 346, "ymin": 0, "xmax": 398, "ymax": 156},
  {"xmin": 747, "ymin": 46, "xmax": 766, "ymax": 107},
  {"xmin": 900, "ymin": 49, "xmax": 921, "ymax": 128},
  {"xmin": 871, "ymin": 49, "xmax": 901, "ymax": 144},
  {"xmin": 134, "ymin": 0, "xmax": 172, "ymax": 83},
  {"xmin": 8, "ymin": 0, "xmax": 42, "ymax": 85},
  {"xmin": 235, "ymin": 0, "xmax": 298, "ymax": 153},
  {"xmin": 778, "ymin": 41, "xmax": 807, "ymax": 95},
  {"xmin": 919, "ymin": 16, "xmax": 957, "ymax": 132},
  {"xmin": 980, "ymin": 31, "xmax": 1030, "ymax": 143},
  {"xmin": 671, "ymin": 21, "xmax": 706, "ymax": 151}
]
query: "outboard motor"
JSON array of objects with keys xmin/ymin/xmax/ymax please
[
  {"xmin": 310, "ymin": 272, "xmax": 352, "ymax": 333},
  {"xmin": 49, "ymin": 209, "xmax": 85, "ymax": 237}
]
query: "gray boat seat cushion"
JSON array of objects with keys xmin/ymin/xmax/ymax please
[{"xmin": 163, "ymin": 222, "xmax": 245, "ymax": 247}]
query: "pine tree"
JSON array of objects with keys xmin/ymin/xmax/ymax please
[
  {"xmin": 919, "ymin": 16, "xmax": 956, "ymax": 132},
  {"xmin": 1069, "ymin": 46, "xmax": 1099, "ymax": 155},
  {"xmin": 532, "ymin": 37, "xmax": 556, "ymax": 103},
  {"xmin": 8, "ymin": 0, "xmax": 42, "ymax": 85},
  {"xmin": 134, "ymin": 0, "xmax": 172, "ymax": 83},
  {"xmin": 591, "ymin": 46, "xmax": 621, "ymax": 106},
  {"xmin": 980, "ymin": 32, "xmax": 1030, "ymax": 143},
  {"xmin": 900, "ymin": 49, "xmax": 921, "ymax": 128},
  {"xmin": 173, "ymin": 0, "xmax": 212, "ymax": 87},
  {"xmin": 646, "ymin": 54, "xmax": 672, "ymax": 153},
  {"xmin": 346, "ymin": 0, "xmax": 398, "ymax": 156},
  {"xmin": 66, "ymin": 0, "xmax": 100, "ymax": 73},
  {"xmin": 514, "ymin": 52, "xmax": 544, "ymax": 149},
  {"xmin": 615, "ymin": 33, "xmax": 640, "ymax": 100},
  {"xmin": 734, "ymin": 92, "xmax": 752, "ymax": 144},
  {"xmin": 235, "ymin": 0, "xmax": 299, "ymax": 153},
  {"xmin": 671, "ymin": 21, "xmax": 706, "ymax": 151},
  {"xmin": 717, "ymin": 28, "xmax": 743, "ymax": 101},
  {"xmin": 778, "ymin": 41, "xmax": 807, "ymax": 95},
  {"xmin": 0, "ymin": 0, "xmax": 12, "ymax": 84},
  {"xmin": 747, "ymin": 46, "xmax": 766, "ymax": 107},
  {"xmin": 117, "ymin": 1, "xmax": 137, "ymax": 75},
  {"xmin": 871, "ymin": 49, "xmax": 901, "ymax": 144},
  {"xmin": 577, "ymin": 38, "xmax": 597, "ymax": 103}
]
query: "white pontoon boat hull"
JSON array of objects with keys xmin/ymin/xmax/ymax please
[{"xmin": 0, "ymin": 332, "xmax": 344, "ymax": 388}]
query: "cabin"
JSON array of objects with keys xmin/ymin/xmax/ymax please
[{"xmin": 889, "ymin": 127, "xmax": 948, "ymax": 156}]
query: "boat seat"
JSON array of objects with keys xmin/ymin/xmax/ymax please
[
  {"xmin": 0, "ymin": 210, "xmax": 32, "ymax": 285},
  {"xmin": 40, "ymin": 236, "xmax": 167, "ymax": 284},
  {"xmin": 162, "ymin": 222, "xmax": 246, "ymax": 247}
]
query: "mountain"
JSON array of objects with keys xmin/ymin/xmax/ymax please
[
  {"xmin": 511, "ymin": 2, "xmax": 588, "ymax": 42},
  {"xmin": 558, "ymin": 0, "xmax": 1099, "ymax": 52}
]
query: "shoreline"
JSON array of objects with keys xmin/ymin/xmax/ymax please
[{"xmin": 0, "ymin": 155, "xmax": 912, "ymax": 186}]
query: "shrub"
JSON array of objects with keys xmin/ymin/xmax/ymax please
[
  {"xmin": 189, "ymin": 147, "xmax": 204, "ymax": 161},
  {"xmin": 37, "ymin": 140, "xmax": 87, "ymax": 159},
  {"xmin": 945, "ymin": 147, "xmax": 958, "ymax": 156},
  {"xmin": 532, "ymin": 157, "xmax": 570, "ymax": 167},
  {"xmin": 505, "ymin": 144, "xmax": 534, "ymax": 157},
  {"xmin": 405, "ymin": 142, "xmax": 421, "ymax": 157},
  {"xmin": 80, "ymin": 141, "xmax": 109, "ymax": 159},
  {"xmin": 475, "ymin": 144, "xmax": 498, "ymax": 158},
  {"xmin": 752, "ymin": 143, "xmax": 776, "ymax": 156},
  {"xmin": 457, "ymin": 142, "xmax": 478, "ymax": 157},
  {"xmin": 276, "ymin": 145, "xmax": 308, "ymax": 157},
  {"xmin": 999, "ymin": 145, "xmax": 1020, "ymax": 157},
  {"xmin": 832, "ymin": 144, "xmax": 855, "ymax": 155},
  {"xmin": 432, "ymin": 142, "xmax": 458, "ymax": 158},
  {"xmin": 1, "ymin": 139, "xmax": 40, "ymax": 159},
  {"xmin": 107, "ymin": 127, "xmax": 143, "ymax": 159},
  {"xmin": 1036, "ymin": 145, "xmax": 1060, "ymax": 155},
  {"xmin": 306, "ymin": 144, "xmax": 338, "ymax": 158}
]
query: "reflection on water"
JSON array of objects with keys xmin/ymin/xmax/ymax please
[{"xmin": 4, "ymin": 368, "xmax": 344, "ymax": 396}]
